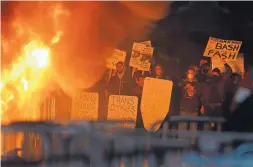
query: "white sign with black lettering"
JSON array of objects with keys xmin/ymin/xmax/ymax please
[
  {"xmin": 107, "ymin": 95, "xmax": 138, "ymax": 128},
  {"xmin": 71, "ymin": 92, "xmax": 99, "ymax": 121}
]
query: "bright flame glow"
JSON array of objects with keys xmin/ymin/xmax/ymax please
[
  {"xmin": 31, "ymin": 48, "xmax": 50, "ymax": 68},
  {"xmin": 21, "ymin": 77, "xmax": 29, "ymax": 91},
  {"xmin": 1, "ymin": 40, "xmax": 51, "ymax": 123}
]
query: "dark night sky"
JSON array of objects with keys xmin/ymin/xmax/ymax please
[{"xmin": 151, "ymin": 1, "xmax": 253, "ymax": 70}]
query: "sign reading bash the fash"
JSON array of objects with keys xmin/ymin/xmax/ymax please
[
  {"xmin": 203, "ymin": 37, "xmax": 242, "ymax": 60},
  {"xmin": 107, "ymin": 95, "xmax": 138, "ymax": 128},
  {"xmin": 71, "ymin": 92, "xmax": 99, "ymax": 121},
  {"xmin": 106, "ymin": 49, "xmax": 126, "ymax": 69},
  {"xmin": 141, "ymin": 78, "xmax": 173, "ymax": 131}
]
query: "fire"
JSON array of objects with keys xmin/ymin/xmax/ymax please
[
  {"xmin": 0, "ymin": 40, "xmax": 51, "ymax": 123},
  {"xmin": 1, "ymin": 2, "xmax": 171, "ymax": 124}
]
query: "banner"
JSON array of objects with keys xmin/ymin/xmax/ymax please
[
  {"xmin": 107, "ymin": 95, "xmax": 138, "ymax": 128},
  {"xmin": 106, "ymin": 49, "xmax": 126, "ymax": 69},
  {"xmin": 71, "ymin": 92, "xmax": 99, "ymax": 121},
  {"xmin": 203, "ymin": 37, "xmax": 242, "ymax": 60},
  {"xmin": 129, "ymin": 42, "xmax": 154, "ymax": 71},
  {"xmin": 212, "ymin": 53, "xmax": 244, "ymax": 74},
  {"xmin": 141, "ymin": 78, "xmax": 173, "ymax": 131}
]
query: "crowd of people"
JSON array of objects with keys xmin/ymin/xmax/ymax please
[{"xmin": 76, "ymin": 55, "xmax": 246, "ymax": 131}]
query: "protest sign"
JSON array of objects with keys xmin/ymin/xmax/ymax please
[
  {"xmin": 129, "ymin": 42, "xmax": 146, "ymax": 68},
  {"xmin": 107, "ymin": 95, "xmax": 138, "ymax": 128},
  {"xmin": 139, "ymin": 46, "xmax": 154, "ymax": 71},
  {"xmin": 71, "ymin": 92, "xmax": 99, "ymax": 121},
  {"xmin": 129, "ymin": 42, "xmax": 154, "ymax": 71},
  {"xmin": 203, "ymin": 37, "xmax": 242, "ymax": 60},
  {"xmin": 140, "ymin": 40, "xmax": 152, "ymax": 47},
  {"xmin": 106, "ymin": 49, "xmax": 126, "ymax": 69},
  {"xmin": 212, "ymin": 53, "xmax": 244, "ymax": 74},
  {"xmin": 141, "ymin": 77, "xmax": 173, "ymax": 131}
]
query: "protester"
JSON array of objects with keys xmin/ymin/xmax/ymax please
[
  {"xmin": 196, "ymin": 58, "xmax": 211, "ymax": 83},
  {"xmin": 223, "ymin": 67, "xmax": 253, "ymax": 133},
  {"xmin": 152, "ymin": 64, "xmax": 170, "ymax": 80},
  {"xmin": 132, "ymin": 71, "xmax": 146, "ymax": 97},
  {"xmin": 132, "ymin": 71, "xmax": 149, "ymax": 129},
  {"xmin": 231, "ymin": 67, "xmax": 253, "ymax": 112},
  {"xmin": 107, "ymin": 61, "xmax": 134, "ymax": 95},
  {"xmin": 179, "ymin": 69, "xmax": 201, "ymax": 116},
  {"xmin": 222, "ymin": 73, "xmax": 242, "ymax": 119},
  {"xmin": 199, "ymin": 57, "xmax": 232, "ymax": 117},
  {"xmin": 177, "ymin": 68, "xmax": 201, "ymax": 130}
]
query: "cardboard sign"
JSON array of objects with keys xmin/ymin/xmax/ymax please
[
  {"xmin": 106, "ymin": 49, "xmax": 126, "ymax": 69},
  {"xmin": 129, "ymin": 42, "xmax": 154, "ymax": 71},
  {"xmin": 140, "ymin": 40, "xmax": 152, "ymax": 47},
  {"xmin": 203, "ymin": 37, "xmax": 242, "ymax": 60},
  {"xmin": 129, "ymin": 42, "xmax": 146, "ymax": 68},
  {"xmin": 139, "ymin": 46, "xmax": 154, "ymax": 71},
  {"xmin": 71, "ymin": 92, "xmax": 99, "ymax": 121},
  {"xmin": 141, "ymin": 77, "xmax": 173, "ymax": 131},
  {"xmin": 107, "ymin": 95, "xmax": 138, "ymax": 128},
  {"xmin": 212, "ymin": 53, "xmax": 244, "ymax": 74}
]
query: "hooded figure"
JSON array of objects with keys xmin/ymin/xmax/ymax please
[{"xmin": 199, "ymin": 58, "xmax": 232, "ymax": 117}]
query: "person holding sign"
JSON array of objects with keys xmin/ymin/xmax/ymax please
[
  {"xmin": 199, "ymin": 56, "xmax": 232, "ymax": 118},
  {"xmin": 107, "ymin": 61, "xmax": 134, "ymax": 95}
]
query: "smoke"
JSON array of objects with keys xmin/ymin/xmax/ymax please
[{"xmin": 2, "ymin": 2, "xmax": 171, "ymax": 96}]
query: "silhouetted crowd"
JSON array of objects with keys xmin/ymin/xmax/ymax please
[{"xmin": 50, "ymin": 56, "xmax": 253, "ymax": 133}]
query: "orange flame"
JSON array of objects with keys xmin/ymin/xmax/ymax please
[{"xmin": 0, "ymin": 40, "xmax": 51, "ymax": 123}]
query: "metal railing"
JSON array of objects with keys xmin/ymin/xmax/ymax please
[{"xmin": 1, "ymin": 117, "xmax": 253, "ymax": 167}]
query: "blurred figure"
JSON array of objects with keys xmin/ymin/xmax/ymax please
[
  {"xmin": 231, "ymin": 67, "xmax": 253, "ymax": 112},
  {"xmin": 132, "ymin": 71, "xmax": 146, "ymax": 97},
  {"xmin": 107, "ymin": 61, "xmax": 133, "ymax": 95},
  {"xmin": 222, "ymin": 73, "xmax": 242, "ymax": 119},
  {"xmin": 200, "ymin": 57, "xmax": 232, "ymax": 118},
  {"xmin": 224, "ymin": 67, "xmax": 253, "ymax": 133},
  {"xmin": 152, "ymin": 64, "xmax": 170, "ymax": 79},
  {"xmin": 96, "ymin": 70, "xmax": 111, "ymax": 120}
]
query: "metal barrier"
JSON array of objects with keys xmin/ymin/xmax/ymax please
[{"xmin": 1, "ymin": 118, "xmax": 253, "ymax": 167}]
